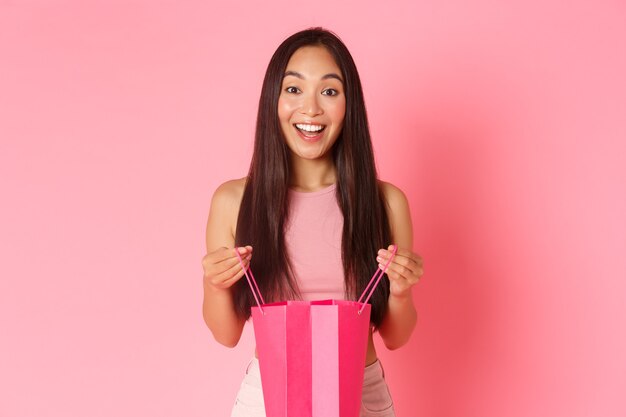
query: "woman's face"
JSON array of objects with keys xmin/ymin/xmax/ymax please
[{"xmin": 278, "ymin": 45, "xmax": 346, "ymax": 161}]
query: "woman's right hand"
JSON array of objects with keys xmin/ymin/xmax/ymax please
[{"xmin": 202, "ymin": 246, "xmax": 253, "ymax": 291}]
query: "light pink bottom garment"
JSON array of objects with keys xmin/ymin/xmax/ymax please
[{"xmin": 230, "ymin": 357, "xmax": 396, "ymax": 417}]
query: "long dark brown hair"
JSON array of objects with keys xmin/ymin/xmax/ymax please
[{"xmin": 233, "ymin": 27, "xmax": 392, "ymax": 329}]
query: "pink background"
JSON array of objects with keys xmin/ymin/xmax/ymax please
[{"xmin": 1, "ymin": 1, "xmax": 625, "ymax": 416}]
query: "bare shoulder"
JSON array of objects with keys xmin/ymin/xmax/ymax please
[
  {"xmin": 206, "ymin": 177, "xmax": 247, "ymax": 251},
  {"xmin": 212, "ymin": 177, "xmax": 247, "ymax": 207},
  {"xmin": 379, "ymin": 180, "xmax": 409, "ymax": 211},
  {"xmin": 378, "ymin": 180, "xmax": 413, "ymax": 247}
]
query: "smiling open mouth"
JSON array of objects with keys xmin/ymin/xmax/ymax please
[{"xmin": 294, "ymin": 123, "xmax": 326, "ymax": 136}]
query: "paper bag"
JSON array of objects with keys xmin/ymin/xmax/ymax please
[{"xmin": 235, "ymin": 245, "xmax": 396, "ymax": 417}]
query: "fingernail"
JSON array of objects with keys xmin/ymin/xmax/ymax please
[{"xmin": 237, "ymin": 247, "xmax": 247, "ymax": 254}]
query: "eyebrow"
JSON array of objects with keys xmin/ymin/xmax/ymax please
[{"xmin": 283, "ymin": 70, "xmax": 344, "ymax": 84}]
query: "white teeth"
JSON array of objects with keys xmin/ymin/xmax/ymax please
[{"xmin": 295, "ymin": 123, "xmax": 325, "ymax": 132}]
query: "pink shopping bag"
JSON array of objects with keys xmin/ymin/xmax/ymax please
[{"xmin": 235, "ymin": 245, "xmax": 397, "ymax": 417}]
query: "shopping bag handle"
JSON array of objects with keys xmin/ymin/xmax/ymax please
[
  {"xmin": 234, "ymin": 244, "xmax": 397, "ymax": 316},
  {"xmin": 234, "ymin": 248, "xmax": 266, "ymax": 315},
  {"xmin": 357, "ymin": 244, "xmax": 397, "ymax": 315}
]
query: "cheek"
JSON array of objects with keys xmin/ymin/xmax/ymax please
[
  {"xmin": 277, "ymin": 96, "xmax": 297, "ymax": 122},
  {"xmin": 330, "ymin": 99, "xmax": 346, "ymax": 126}
]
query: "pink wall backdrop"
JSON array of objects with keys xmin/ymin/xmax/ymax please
[{"xmin": 1, "ymin": 1, "xmax": 625, "ymax": 416}]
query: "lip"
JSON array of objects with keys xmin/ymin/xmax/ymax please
[{"xmin": 293, "ymin": 124, "xmax": 325, "ymax": 143}]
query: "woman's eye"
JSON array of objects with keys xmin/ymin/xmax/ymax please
[
  {"xmin": 323, "ymin": 89, "xmax": 339, "ymax": 96},
  {"xmin": 285, "ymin": 86, "xmax": 299, "ymax": 94}
]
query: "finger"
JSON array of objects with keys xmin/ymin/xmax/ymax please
[
  {"xmin": 388, "ymin": 244, "xmax": 413, "ymax": 258},
  {"xmin": 221, "ymin": 266, "xmax": 249, "ymax": 288},
  {"xmin": 204, "ymin": 252, "xmax": 251, "ymax": 279},
  {"xmin": 415, "ymin": 265, "xmax": 424, "ymax": 279},
  {"xmin": 220, "ymin": 256, "xmax": 256, "ymax": 288},
  {"xmin": 386, "ymin": 252, "xmax": 422, "ymax": 272},
  {"xmin": 391, "ymin": 260, "xmax": 424, "ymax": 284},
  {"xmin": 377, "ymin": 251, "xmax": 419, "ymax": 270},
  {"xmin": 380, "ymin": 259, "xmax": 414, "ymax": 280},
  {"xmin": 225, "ymin": 252, "xmax": 252, "ymax": 274},
  {"xmin": 385, "ymin": 270, "xmax": 412, "ymax": 293},
  {"xmin": 211, "ymin": 255, "xmax": 251, "ymax": 288},
  {"xmin": 383, "ymin": 245, "xmax": 421, "ymax": 260},
  {"xmin": 386, "ymin": 264, "xmax": 422, "ymax": 288},
  {"xmin": 209, "ymin": 246, "xmax": 253, "ymax": 263},
  {"xmin": 378, "ymin": 246, "xmax": 410, "ymax": 259},
  {"xmin": 204, "ymin": 246, "xmax": 252, "ymax": 271},
  {"xmin": 385, "ymin": 268, "xmax": 401, "ymax": 281}
]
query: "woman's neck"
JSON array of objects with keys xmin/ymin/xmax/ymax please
[{"xmin": 289, "ymin": 154, "xmax": 337, "ymax": 192}]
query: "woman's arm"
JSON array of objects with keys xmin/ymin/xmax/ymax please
[
  {"xmin": 377, "ymin": 182, "xmax": 424, "ymax": 350},
  {"xmin": 201, "ymin": 179, "xmax": 249, "ymax": 348}
]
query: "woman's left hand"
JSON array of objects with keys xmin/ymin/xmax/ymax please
[{"xmin": 377, "ymin": 245, "xmax": 424, "ymax": 298}]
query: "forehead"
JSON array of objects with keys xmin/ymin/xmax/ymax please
[{"xmin": 284, "ymin": 45, "xmax": 342, "ymax": 76}]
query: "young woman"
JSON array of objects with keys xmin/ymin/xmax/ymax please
[{"xmin": 202, "ymin": 27, "xmax": 424, "ymax": 417}]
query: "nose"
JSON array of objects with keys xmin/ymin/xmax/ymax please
[{"xmin": 299, "ymin": 92, "xmax": 323, "ymax": 117}]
